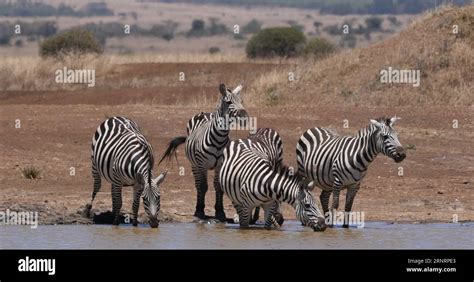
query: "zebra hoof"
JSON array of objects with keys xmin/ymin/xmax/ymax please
[
  {"xmin": 264, "ymin": 225, "xmax": 272, "ymax": 230},
  {"xmin": 274, "ymin": 213, "xmax": 284, "ymax": 226},
  {"xmin": 193, "ymin": 211, "xmax": 206, "ymax": 220},
  {"xmin": 132, "ymin": 219, "xmax": 138, "ymax": 227},
  {"xmin": 342, "ymin": 224, "xmax": 349, "ymax": 228},
  {"xmin": 112, "ymin": 218, "xmax": 120, "ymax": 226},
  {"xmin": 214, "ymin": 212, "xmax": 227, "ymax": 223}
]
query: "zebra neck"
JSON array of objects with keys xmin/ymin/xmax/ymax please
[
  {"xmin": 357, "ymin": 128, "xmax": 380, "ymax": 165},
  {"xmin": 210, "ymin": 107, "xmax": 230, "ymax": 138},
  {"xmin": 266, "ymin": 172, "xmax": 299, "ymax": 207}
]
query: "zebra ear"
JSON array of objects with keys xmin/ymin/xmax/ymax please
[
  {"xmin": 389, "ymin": 116, "xmax": 400, "ymax": 127},
  {"xmin": 232, "ymin": 85, "xmax": 242, "ymax": 95},
  {"xmin": 219, "ymin": 83, "xmax": 227, "ymax": 97},
  {"xmin": 370, "ymin": 119, "xmax": 383, "ymax": 129},
  {"xmin": 152, "ymin": 171, "xmax": 168, "ymax": 187}
]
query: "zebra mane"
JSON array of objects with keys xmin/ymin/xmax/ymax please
[
  {"xmin": 358, "ymin": 116, "xmax": 393, "ymax": 136},
  {"xmin": 375, "ymin": 116, "xmax": 392, "ymax": 127}
]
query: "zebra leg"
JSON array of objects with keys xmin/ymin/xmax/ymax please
[
  {"xmin": 132, "ymin": 183, "xmax": 142, "ymax": 227},
  {"xmin": 111, "ymin": 183, "xmax": 123, "ymax": 226},
  {"xmin": 235, "ymin": 204, "xmax": 251, "ymax": 229},
  {"xmin": 213, "ymin": 170, "xmax": 226, "ymax": 222},
  {"xmin": 320, "ymin": 190, "xmax": 331, "ymax": 226},
  {"xmin": 343, "ymin": 185, "xmax": 360, "ymax": 228},
  {"xmin": 192, "ymin": 166, "xmax": 208, "ymax": 220},
  {"xmin": 263, "ymin": 202, "xmax": 279, "ymax": 230},
  {"xmin": 250, "ymin": 207, "xmax": 260, "ymax": 225},
  {"xmin": 85, "ymin": 162, "xmax": 102, "ymax": 218}
]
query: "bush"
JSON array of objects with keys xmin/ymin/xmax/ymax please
[
  {"xmin": 304, "ymin": 38, "xmax": 336, "ymax": 58},
  {"xmin": 246, "ymin": 27, "xmax": 306, "ymax": 58},
  {"xmin": 209, "ymin": 46, "xmax": 220, "ymax": 54},
  {"xmin": 22, "ymin": 166, "xmax": 41, "ymax": 179},
  {"xmin": 242, "ymin": 19, "xmax": 261, "ymax": 34},
  {"xmin": 365, "ymin": 16, "xmax": 383, "ymax": 32},
  {"xmin": 40, "ymin": 29, "xmax": 102, "ymax": 57},
  {"xmin": 187, "ymin": 19, "xmax": 205, "ymax": 37}
]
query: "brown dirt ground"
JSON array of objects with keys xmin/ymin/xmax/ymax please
[{"xmin": 0, "ymin": 62, "xmax": 472, "ymax": 225}]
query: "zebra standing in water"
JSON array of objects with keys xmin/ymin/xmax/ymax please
[
  {"xmin": 159, "ymin": 83, "xmax": 248, "ymax": 222},
  {"xmin": 219, "ymin": 136, "xmax": 327, "ymax": 231},
  {"xmin": 246, "ymin": 128, "xmax": 285, "ymax": 226},
  {"xmin": 86, "ymin": 116, "xmax": 167, "ymax": 228},
  {"xmin": 296, "ymin": 116, "xmax": 406, "ymax": 228}
]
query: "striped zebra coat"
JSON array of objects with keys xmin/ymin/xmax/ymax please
[
  {"xmin": 86, "ymin": 116, "xmax": 167, "ymax": 228},
  {"xmin": 159, "ymin": 83, "xmax": 248, "ymax": 222},
  {"xmin": 296, "ymin": 116, "xmax": 406, "ymax": 227},
  {"xmin": 246, "ymin": 128, "xmax": 285, "ymax": 226},
  {"xmin": 220, "ymin": 137, "xmax": 327, "ymax": 231}
]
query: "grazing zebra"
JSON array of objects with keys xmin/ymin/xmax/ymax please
[
  {"xmin": 86, "ymin": 116, "xmax": 167, "ymax": 228},
  {"xmin": 296, "ymin": 116, "xmax": 406, "ymax": 228},
  {"xmin": 220, "ymin": 138, "xmax": 327, "ymax": 231},
  {"xmin": 246, "ymin": 128, "xmax": 285, "ymax": 226},
  {"xmin": 159, "ymin": 83, "xmax": 248, "ymax": 222}
]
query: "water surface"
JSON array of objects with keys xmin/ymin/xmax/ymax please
[{"xmin": 1, "ymin": 221, "xmax": 472, "ymax": 249}]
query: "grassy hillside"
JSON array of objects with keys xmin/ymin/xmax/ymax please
[{"xmin": 248, "ymin": 5, "xmax": 474, "ymax": 107}]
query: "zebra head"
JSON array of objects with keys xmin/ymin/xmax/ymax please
[
  {"xmin": 295, "ymin": 182, "xmax": 327, "ymax": 232},
  {"xmin": 142, "ymin": 171, "xmax": 167, "ymax": 228},
  {"xmin": 218, "ymin": 83, "xmax": 248, "ymax": 127},
  {"xmin": 370, "ymin": 116, "xmax": 406, "ymax": 163}
]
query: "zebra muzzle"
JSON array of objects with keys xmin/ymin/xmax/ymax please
[{"xmin": 312, "ymin": 218, "xmax": 327, "ymax": 232}]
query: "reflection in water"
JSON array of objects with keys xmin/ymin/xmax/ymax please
[{"xmin": 0, "ymin": 221, "xmax": 472, "ymax": 249}]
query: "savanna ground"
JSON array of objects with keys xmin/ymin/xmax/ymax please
[
  {"xmin": 0, "ymin": 5, "xmax": 473, "ymax": 225},
  {"xmin": 0, "ymin": 62, "xmax": 472, "ymax": 225}
]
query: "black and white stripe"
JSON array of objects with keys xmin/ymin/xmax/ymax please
[
  {"xmin": 86, "ymin": 116, "xmax": 167, "ymax": 228},
  {"xmin": 159, "ymin": 83, "xmax": 248, "ymax": 221},
  {"xmin": 296, "ymin": 116, "xmax": 406, "ymax": 227},
  {"xmin": 220, "ymin": 136, "xmax": 326, "ymax": 231},
  {"xmin": 246, "ymin": 128, "xmax": 285, "ymax": 225}
]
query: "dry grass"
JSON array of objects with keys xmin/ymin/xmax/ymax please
[
  {"xmin": 1, "ymin": 5, "xmax": 472, "ymax": 107},
  {"xmin": 247, "ymin": 4, "xmax": 474, "ymax": 107},
  {"xmin": 0, "ymin": 52, "xmax": 293, "ymax": 91}
]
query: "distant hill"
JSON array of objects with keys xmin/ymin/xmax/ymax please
[
  {"xmin": 249, "ymin": 4, "xmax": 474, "ymax": 106},
  {"xmin": 157, "ymin": 0, "xmax": 472, "ymax": 15}
]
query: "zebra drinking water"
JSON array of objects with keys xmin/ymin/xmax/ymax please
[
  {"xmin": 246, "ymin": 128, "xmax": 285, "ymax": 226},
  {"xmin": 86, "ymin": 116, "xmax": 167, "ymax": 228},
  {"xmin": 220, "ymin": 137, "xmax": 327, "ymax": 231},
  {"xmin": 159, "ymin": 83, "xmax": 248, "ymax": 222},
  {"xmin": 296, "ymin": 116, "xmax": 406, "ymax": 228}
]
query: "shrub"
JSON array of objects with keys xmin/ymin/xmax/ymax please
[
  {"xmin": 22, "ymin": 166, "xmax": 41, "ymax": 179},
  {"xmin": 242, "ymin": 19, "xmax": 262, "ymax": 34},
  {"xmin": 209, "ymin": 46, "xmax": 220, "ymax": 54},
  {"xmin": 208, "ymin": 18, "xmax": 228, "ymax": 36},
  {"xmin": 304, "ymin": 38, "xmax": 336, "ymax": 59},
  {"xmin": 40, "ymin": 28, "xmax": 102, "ymax": 57},
  {"xmin": 187, "ymin": 19, "xmax": 205, "ymax": 37},
  {"xmin": 365, "ymin": 16, "xmax": 383, "ymax": 32},
  {"xmin": 246, "ymin": 27, "xmax": 306, "ymax": 58}
]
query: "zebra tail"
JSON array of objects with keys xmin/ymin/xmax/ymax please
[{"xmin": 158, "ymin": 136, "xmax": 187, "ymax": 165}]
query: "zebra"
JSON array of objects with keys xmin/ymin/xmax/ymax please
[
  {"xmin": 246, "ymin": 128, "xmax": 285, "ymax": 226},
  {"xmin": 219, "ymin": 137, "xmax": 327, "ymax": 231},
  {"xmin": 159, "ymin": 83, "xmax": 248, "ymax": 222},
  {"xmin": 296, "ymin": 116, "xmax": 406, "ymax": 228},
  {"xmin": 86, "ymin": 116, "xmax": 167, "ymax": 228}
]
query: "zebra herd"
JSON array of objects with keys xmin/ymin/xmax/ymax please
[{"xmin": 85, "ymin": 83, "xmax": 406, "ymax": 231}]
